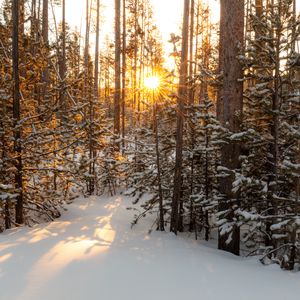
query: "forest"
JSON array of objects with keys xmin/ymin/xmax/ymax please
[{"xmin": 0, "ymin": 0, "xmax": 300, "ymax": 289}]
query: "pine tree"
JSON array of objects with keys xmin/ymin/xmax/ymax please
[
  {"xmin": 217, "ymin": 0, "xmax": 244, "ymax": 256},
  {"xmin": 170, "ymin": 0, "xmax": 190, "ymax": 234}
]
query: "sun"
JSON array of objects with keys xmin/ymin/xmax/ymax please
[{"xmin": 144, "ymin": 76, "xmax": 161, "ymax": 90}]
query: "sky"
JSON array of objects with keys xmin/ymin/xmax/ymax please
[
  {"xmin": 61, "ymin": 0, "xmax": 219, "ymax": 58},
  {"xmin": 63, "ymin": 0, "xmax": 185, "ymax": 41}
]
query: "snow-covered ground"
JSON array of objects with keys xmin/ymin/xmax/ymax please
[{"xmin": 1, "ymin": 194, "xmax": 299, "ymax": 300}]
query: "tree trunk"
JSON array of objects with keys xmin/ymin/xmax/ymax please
[
  {"xmin": 153, "ymin": 92, "xmax": 164, "ymax": 231},
  {"xmin": 188, "ymin": 0, "xmax": 194, "ymax": 104},
  {"xmin": 217, "ymin": 0, "xmax": 244, "ymax": 255},
  {"xmin": 94, "ymin": 0, "xmax": 100, "ymax": 105},
  {"xmin": 59, "ymin": 0, "xmax": 66, "ymax": 113},
  {"xmin": 114, "ymin": 0, "xmax": 121, "ymax": 138},
  {"xmin": 170, "ymin": 0, "xmax": 190, "ymax": 234},
  {"xmin": 133, "ymin": 0, "xmax": 138, "ymax": 111},
  {"xmin": 121, "ymin": 0, "xmax": 126, "ymax": 151},
  {"xmin": 42, "ymin": 0, "xmax": 49, "ymax": 43},
  {"xmin": 12, "ymin": 0, "xmax": 24, "ymax": 225},
  {"xmin": 41, "ymin": 0, "xmax": 49, "ymax": 108}
]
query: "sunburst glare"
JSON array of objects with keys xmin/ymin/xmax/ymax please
[{"xmin": 144, "ymin": 76, "xmax": 161, "ymax": 90}]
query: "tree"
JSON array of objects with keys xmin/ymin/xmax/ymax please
[
  {"xmin": 188, "ymin": 0, "xmax": 195, "ymax": 103},
  {"xmin": 237, "ymin": 0, "xmax": 300, "ymax": 269},
  {"xmin": 42, "ymin": 0, "xmax": 49, "ymax": 43},
  {"xmin": 170, "ymin": 0, "xmax": 190, "ymax": 234},
  {"xmin": 121, "ymin": 0, "xmax": 127, "ymax": 151},
  {"xmin": 12, "ymin": 0, "xmax": 24, "ymax": 225},
  {"xmin": 114, "ymin": 0, "xmax": 121, "ymax": 138},
  {"xmin": 59, "ymin": 0, "xmax": 66, "ymax": 114},
  {"xmin": 217, "ymin": 0, "xmax": 244, "ymax": 255}
]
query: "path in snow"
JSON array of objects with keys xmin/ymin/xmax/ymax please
[{"xmin": 0, "ymin": 195, "xmax": 299, "ymax": 300}]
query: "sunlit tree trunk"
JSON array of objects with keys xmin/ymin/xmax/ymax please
[
  {"xmin": 31, "ymin": 0, "xmax": 37, "ymax": 48},
  {"xmin": 256, "ymin": 0, "xmax": 263, "ymax": 16},
  {"xmin": 133, "ymin": 0, "xmax": 138, "ymax": 111},
  {"xmin": 19, "ymin": 0, "xmax": 25, "ymax": 37},
  {"xmin": 42, "ymin": 0, "xmax": 48, "ymax": 43},
  {"xmin": 170, "ymin": 0, "xmax": 190, "ymax": 234},
  {"xmin": 188, "ymin": 0, "xmax": 194, "ymax": 103},
  {"xmin": 194, "ymin": 1, "xmax": 200, "ymax": 102},
  {"xmin": 38, "ymin": 0, "xmax": 49, "ymax": 113},
  {"xmin": 94, "ymin": 0, "xmax": 100, "ymax": 101},
  {"xmin": 84, "ymin": 0, "xmax": 90, "ymax": 96},
  {"xmin": 114, "ymin": 0, "xmax": 121, "ymax": 139},
  {"xmin": 121, "ymin": 0, "xmax": 126, "ymax": 151},
  {"xmin": 59, "ymin": 0, "xmax": 66, "ymax": 113}
]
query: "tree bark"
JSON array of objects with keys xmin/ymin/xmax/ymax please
[
  {"xmin": 41, "ymin": 0, "xmax": 49, "ymax": 107},
  {"xmin": 153, "ymin": 94, "xmax": 164, "ymax": 231},
  {"xmin": 188, "ymin": 0, "xmax": 194, "ymax": 104},
  {"xmin": 59, "ymin": 0, "xmax": 66, "ymax": 113},
  {"xmin": 170, "ymin": 0, "xmax": 190, "ymax": 234},
  {"xmin": 217, "ymin": 0, "xmax": 244, "ymax": 255},
  {"xmin": 121, "ymin": 0, "xmax": 126, "ymax": 151},
  {"xmin": 94, "ymin": 0, "xmax": 100, "ymax": 101},
  {"xmin": 42, "ymin": 0, "xmax": 49, "ymax": 44},
  {"xmin": 114, "ymin": 0, "xmax": 121, "ymax": 138},
  {"xmin": 12, "ymin": 0, "xmax": 24, "ymax": 225}
]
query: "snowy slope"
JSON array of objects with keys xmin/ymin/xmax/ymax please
[{"xmin": 0, "ymin": 194, "xmax": 299, "ymax": 300}]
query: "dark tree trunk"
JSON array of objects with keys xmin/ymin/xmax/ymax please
[
  {"xmin": 153, "ymin": 93, "xmax": 164, "ymax": 231},
  {"xmin": 188, "ymin": 0, "xmax": 194, "ymax": 103},
  {"xmin": 12, "ymin": 0, "xmax": 24, "ymax": 225},
  {"xmin": 170, "ymin": 0, "xmax": 190, "ymax": 234},
  {"xmin": 217, "ymin": 0, "xmax": 244, "ymax": 256},
  {"xmin": 42, "ymin": 0, "xmax": 49, "ymax": 43}
]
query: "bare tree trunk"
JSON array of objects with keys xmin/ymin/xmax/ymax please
[
  {"xmin": 59, "ymin": 0, "xmax": 66, "ymax": 113},
  {"xmin": 114, "ymin": 0, "xmax": 121, "ymax": 138},
  {"xmin": 42, "ymin": 0, "xmax": 49, "ymax": 43},
  {"xmin": 1, "ymin": 118, "xmax": 11, "ymax": 228},
  {"xmin": 12, "ymin": 0, "xmax": 24, "ymax": 225},
  {"xmin": 87, "ymin": 0, "xmax": 100, "ymax": 195},
  {"xmin": 217, "ymin": 0, "xmax": 244, "ymax": 255},
  {"xmin": 121, "ymin": 0, "xmax": 126, "ymax": 152},
  {"xmin": 194, "ymin": 1, "xmax": 200, "ymax": 102},
  {"xmin": 133, "ymin": 0, "xmax": 138, "ymax": 111},
  {"xmin": 204, "ymin": 103, "xmax": 210, "ymax": 241},
  {"xmin": 170, "ymin": 0, "xmax": 190, "ymax": 234},
  {"xmin": 94, "ymin": 0, "xmax": 100, "ymax": 103},
  {"xmin": 84, "ymin": 0, "xmax": 90, "ymax": 96},
  {"xmin": 41, "ymin": 0, "xmax": 49, "ymax": 108},
  {"xmin": 31, "ymin": 0, "xmax": 37, "ymax": 46},
  {"xmin": 188, "ymin": 0, "xmax": 194, "ymax": 104},
  {"xmin": 153, "ymin": 92, "xmax": 164, "ymax": 231},
  {"xmin": 19, "ymin": 0, "xmax": 25, "ymax": 38},
  {"xmin": 256, "ymin": 0, "xmax": 263, "ymax": 17}
]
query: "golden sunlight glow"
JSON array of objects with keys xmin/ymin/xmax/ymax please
[
  {"xmin": 144, "ymin": 76, "xmax": 160, "ymax": 90},
  {"xmin": 14, "ymin": 197, "xmax": 122, "ymax": 300},
  {"xmin": 63, "ymin": 0, "xmax": 220, "ymax": 70},
  {"xmin": 0, "ymin": 253, "xmax": 12, "ymax": 263}
]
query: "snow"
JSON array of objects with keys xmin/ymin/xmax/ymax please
[{"xmin": 1, "ymin": 194, "xmax": 300, "ymax": 300}]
